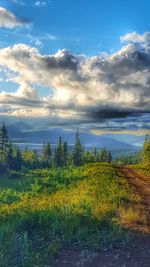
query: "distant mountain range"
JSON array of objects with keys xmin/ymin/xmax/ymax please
[
  {"xmin": 9, "ymin": 121, "xmax": 32, "ymax": 131},
  {"xmin": 5, "ymin": 121, "xmax": 145, "ymax": 153},
  {"xmin": 102, "ymin": 134, "xmax": 145, "ymax": 147}
]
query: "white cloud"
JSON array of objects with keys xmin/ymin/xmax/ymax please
[
  {"xmin": 47, "ymin": 34, "xmax": 57, "ymax": 40},
  {"xmin": 34, "ymin": 1, "xmax": 48, "ymax": 7},
  {"xmin": 120, "ymin": 32, "xmax": 150, "ymax": 52},
  {"xmin": 0, "ymin": 7, "xmax": 29, "ymax": 29},
  {"xmin": 27, "ymin": 33, "xmax": 57, "ymax": 48},
  {"xmin": 0, "ymin": 32, "xmax": 150, "ymax": 127}
]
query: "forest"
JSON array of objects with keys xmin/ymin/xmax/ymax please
[{"xmin": 0, "ymin": 123, "xmax": 113, "ymax": 172}]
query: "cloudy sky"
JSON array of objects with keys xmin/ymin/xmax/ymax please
[{"xmin": 0, "ymin": 0, "xmax": 150, "ymax": 132}]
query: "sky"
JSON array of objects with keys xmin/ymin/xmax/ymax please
[{"xmin": 0, "ymin": 0, "xmax": 150, "ymax": 133}]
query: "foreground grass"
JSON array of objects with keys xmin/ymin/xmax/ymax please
[{"xmin": 0, "ymin": 163, "xmax": 145, "ymax": 267}]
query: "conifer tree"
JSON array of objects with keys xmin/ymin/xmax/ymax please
[
  {"xmin": 42, "ymin": 142, "xmax": 52, "ymax": 167},
  {"xmin": 99, "ymin": 148, "xmax": 109, "ymax": 162},
  {"xmin": 32, "ymin": 150, "xmax": 39, "ymax": 169},
  {"xmin": 54, "ymin": 137, "xmax": 64, "ymax": 167},
  {"xmin": 63, "ymin": 141, "xmax": 68, "ymax": 166},
  {"xmin": 93, "ymin": 148, "xmax": 98, "ymax": 162},
  {"xmin": 108, "ymin": 151, "xmax": 112, "ymax": 163},
  {"xmin": 142, "ymin": 135, "xmax": 150, "ymax": 164},
  {"xmin": 6, "ymin": 142, "xmax": 14, "ymax": 170},
  {"xmin": 0, "ymin": 122, "xmax": 9, "ymax": 163},
  {"xmin": 15, "ymin": 147, "xmax": 22, "ymax": 170},
  {"xmin": 72, "ymin": 129, "xmax": 83, "ymax": 166}
]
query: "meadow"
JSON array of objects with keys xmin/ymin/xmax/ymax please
[{"xmin": 0, "ymin": 163, "xmax": 146, "ymax": 267}]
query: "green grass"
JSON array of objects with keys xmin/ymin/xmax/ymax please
[{"xmin": 0, "ymin": 163, "xmax": 145, "ymax": 267}]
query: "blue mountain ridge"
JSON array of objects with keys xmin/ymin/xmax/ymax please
[{"xmin": 6, "ymin": 122, "xmax": 142, "ymax": 152}]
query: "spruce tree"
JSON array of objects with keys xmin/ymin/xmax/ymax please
[
  {"xmin": 142, "ymin": 135, "xmax": 150, "ymax": 164},
  {"xmin": 42, "ymin": 142, "xmax": 52, "ymax": 167},
  {"xmin": 108, "ymin": 151, "xmax": 112, "ymax": 163},
  {"xmin": 32, "ymin": 150, "xmax": 39, "ymax": 169},
  {"xmin": 54, "ymin": 137, "xmax": 64, "ymax": 167},
  {"xmin": 63, "ymin": 141, "xmax": 68, "ymax": 166},
  {"xmin": 99, "ymin": 148, "xmax": 109, "ymax": 162},
  {"xmin": 6, "ymin": 142, "xmax": 14, "ymax": 170},
  {"xmin": 93, "ymin": 148, "xmax": 98, "ymax": 162},
  {"xmin": 15, "ymin": 147, "xmax": 22, "ymax": 170},
  {"xmin": 0, "ymin": 122, "xmax": 9, "ymax": 163},
  {"xmin": 72, "ymin": 129, "xmax": 83, "ymax": 166}
]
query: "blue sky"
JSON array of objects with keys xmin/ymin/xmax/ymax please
[
  {"xmin": 1, "ymin": 0, "xmax": 150, "ymax": 55},
  {"xmin": 0, "ymin": 0, "xmax": 150, "ymax": 132}
]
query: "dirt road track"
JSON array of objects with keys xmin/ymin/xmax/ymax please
[{"xmin": 119, "ymin": 167, "xmax": 150, "ymax": 225}]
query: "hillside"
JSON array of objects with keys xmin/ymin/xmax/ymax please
[{"xmin": 0, "ymin": 163, "xmax": 147, "ymax": 266}]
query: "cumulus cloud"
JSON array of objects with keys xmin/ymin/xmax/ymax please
[
  {"xmin": 0, "ymin": 32, "xmax": 150, "ymax": 129},
  {"xmin": 121, "ymin": 32, "xmax": 150, "ymax": 44},
  {"xmin": 0, "ymin": 7, "xmax": 29, "ymax": 29}
]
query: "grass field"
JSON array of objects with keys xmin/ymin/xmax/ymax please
[{"xmin": 0, "ymin": 163, "xmax": 146, "ymax": 267}]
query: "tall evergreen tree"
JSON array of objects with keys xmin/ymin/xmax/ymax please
[
  {"xmin": 99, "ymin": 148, "xmax": 110, "ymax": 162},
  {"xmin": 63, "ymin": 141, "xmax": 68, "ymax": 166},
  {"xmin": 54, "ymin": 137, "xmax": 64, "ymax": 167},
  {"xmin": 15, "ymin": 147, "xmax": 22, "ymax": 170},
  {"xmin": 6, "ymin": 142, "xmax": 14, "ymax": 170},
  {"xmin": 0, "ymin": 122, "xmax": 9, "ymax": 163},
  {"xmin": 32, "ymin": 150, "xmax": 39, "ymax": 169},
  {"xmin": 142, "ymin": 135, "xmax": 150, "ymax": 164},
  {"xmin": 93, "ymin": 148, "xmax": 98, "ymax": 162},
  {"xmin": 72, "ymin": 129, "xmax": 83, "ymax": 166},
  {"xmin": 108, "ymin": 151, "xmax": 112, "ymax": 163},
  {"xmin": 42, "ymin": 142, "xmax": 52, "ymax": 167}
]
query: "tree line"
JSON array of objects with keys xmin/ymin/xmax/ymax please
[
  {"xmin": 0, "ymin": 123, "xmax": 112, "ymax": 172},
  {"xmin": 114, "ymin": 135, "xmax": 150, "ymax": 165}
]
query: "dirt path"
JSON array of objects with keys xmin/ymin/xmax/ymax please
[
  {"xmin": 52, "ymin": 167, "xmax": 150, "ymax": 267},
  {"xmin": 53, "ymin": 237, "xmax": 150, "ymax": 267},
  {"xmin": 119, "ymin": 167, "xmax": 150, "ymax": 225}
]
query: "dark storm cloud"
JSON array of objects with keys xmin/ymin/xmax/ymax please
[{"xmin": 89, "ymin": 109, "xmax": 135, "ymax": 121}]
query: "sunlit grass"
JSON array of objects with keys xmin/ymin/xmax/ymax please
[{"xmin": 0, "ymin": 163, "xmax": 146, "ymax": 266}]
